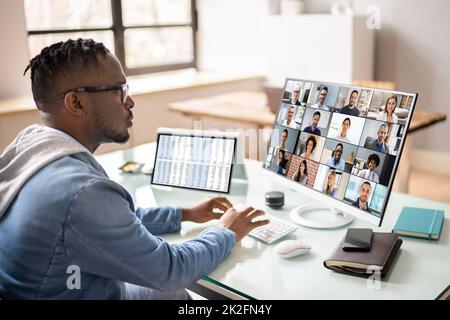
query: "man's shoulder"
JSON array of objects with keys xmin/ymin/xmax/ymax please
[
  {"xmin": 50, "ymin": 153, "xmax": 105, "ymax": 177},
  {"xmin": 7, "ymin": 154, "xmax": 112, "ymax": 229},
  {"xmin": 25, "ymin": 154, "xmax": 109, "ymax": 199}
]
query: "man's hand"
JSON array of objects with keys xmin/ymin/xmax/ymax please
[
  {"xmin": 219, "ymin": 207, "xmax": 269, "ymax": 242},
  {"xmin": 182, "ymin": 197, "xmax": 233, "ymax": 223}
]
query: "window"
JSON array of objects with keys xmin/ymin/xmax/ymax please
[{"xmin": 23, "ymin": 0, "xmax": 198, "ymax": 75}]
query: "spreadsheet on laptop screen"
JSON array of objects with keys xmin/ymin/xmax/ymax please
[{"xmin": 151, "ymin": 134, "xmax": 236, "ymax": 193}]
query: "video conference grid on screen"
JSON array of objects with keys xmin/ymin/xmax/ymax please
[{"xmin": 264, "ymin": 79, "xmax": 416, "ymax": 218}]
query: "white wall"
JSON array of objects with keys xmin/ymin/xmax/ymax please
[
  {"xmin": 197, "ymin": 0, "xmax": 269, "ymax": 76},
  {"xmin": 265, "ymin": 14, "xmax": 373, "ymax": 85},
  {"xmin": 0, "ymin": 0, "xmax": 31, "ymax": 99},
  {"xmin": 197, "ymin": 0, "xmax": 374, "ymax": 84},
  {"xmin": 301, "ymin": 0, "xmax": 450, "ymax": 153}
]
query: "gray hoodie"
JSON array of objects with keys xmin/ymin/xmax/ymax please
[{"xmin": 0, "ymin": 124, "xmax": 91, "ymax": 219}]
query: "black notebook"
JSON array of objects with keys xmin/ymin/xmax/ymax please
[{"xmin": 324, "ymin": 232, "xmax": 402, "ymax": 278}]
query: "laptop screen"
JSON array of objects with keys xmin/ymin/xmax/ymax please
[{"xmin": 264, "ymin": 79, "xmax": 418, "ymax": 225}]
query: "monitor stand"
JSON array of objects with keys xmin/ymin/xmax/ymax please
[
  {"xmin": 231, "ymin": 163, "xmax": 248, "ymax": 181},
  {"xmin": 289, "ymin": 204, "xmax": 353, "ymax": 229}
]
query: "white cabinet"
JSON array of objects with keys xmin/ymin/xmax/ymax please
[{"xmin": 266, "ymin": 14, "xmax": 374, "ymax": 85}]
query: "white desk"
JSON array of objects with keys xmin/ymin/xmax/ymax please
[{"xmin": 96, "ymin": 143, "xmax": 450, "ymax": 300}]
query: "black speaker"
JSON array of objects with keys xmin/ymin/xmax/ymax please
[{"xmin": 265, "ymin": 191, "xmax": 285, "ymax": 209}]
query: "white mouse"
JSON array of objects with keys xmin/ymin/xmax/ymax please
[{"xmin": 274, "ymin": 240, "xmax": 311, "ymax": 258}]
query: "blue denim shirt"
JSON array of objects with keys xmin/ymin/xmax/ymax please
[{"xmin": 0, "ymin": 153, "xmax": 236, "ymax": 299}]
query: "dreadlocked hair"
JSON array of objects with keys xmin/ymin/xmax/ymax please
[{"xmin": 23, "ymin": 38, "xmax": 110, "ymax": 111}]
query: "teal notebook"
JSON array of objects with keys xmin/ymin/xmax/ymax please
[{"xmin": 393, "ymin": 207, "xmax": 445, "ymax": 240}]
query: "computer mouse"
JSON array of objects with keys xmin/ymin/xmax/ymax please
[{"xmin": 274, "ymin": 240, "xmax": 311, "ymax": 259}]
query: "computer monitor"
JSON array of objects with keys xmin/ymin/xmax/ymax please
[
  {"xmin": 151, "ymin": 128, "xmax": 246, "ymax": 193},
  {"xmin": 264, "ymin": 78, "xmax": 418, "ymax": 226}
]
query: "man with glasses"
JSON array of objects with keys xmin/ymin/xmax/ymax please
[
  {"xmin": 285, "ymin": 83, "xmax": 302, "ymax": 105},
  {"xmin": 310, "ymin": 86, "xmax": 330, "ymax": 111},
  {"xmin": 0, "ymin": 38, "xmax": 268, "ymax": 299}
]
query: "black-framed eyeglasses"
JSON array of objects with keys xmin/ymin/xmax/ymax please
[{"xmin": 61, "ymin": 83, "xmax": 129, "ymax": 104}]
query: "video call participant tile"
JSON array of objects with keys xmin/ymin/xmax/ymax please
[
  {"xmin": 313, "ymin": 164, "xmax": 350, "ymax": 200},
  {"xmin": 294, "ymin": 132, "xmax": 326, "ymax": 163},
  {"xmin": 358, "ymin": 119, "xmax": 404, "ymax": 156},
  {"xmin": 344, "ymin": 176, "xmax": 377, "ymax": 214},
  {"xmin": 335, "ymin": 86, "xmax": 373, "ymax": 117},
  {"xmin": 286, "ymin": 154, "xmax": 319, "ymax": 188},
  {"xmin": 300, "ymin": 107, "xmax": 332, "ymax": 137},
  {"xmin": 306, "ymin": 83, "xmax": 340, "ymax": 112},
  {"xmin": 265, "ymin": 146, "xmax": 293, "ymax": 177},
  {"xmin": 270, "ymin": 125, "xmax": 300, "ymax": 154},
  {"xmin": 352, "ymin": 147, "xmax": 396, "ymax": 186},
  {"xmin": 276, "ymin": 103, "xmax": 304, "ymax": 129},
  {"xmin": 327, "ymin": 113, "xmax": 366, "ymax": 146},
  {"xmin": 319, "ymin": 139, "xmax": 357, "ymax": 174},
  {"xmin": 366, "ymin": 91, "xmax": 414, "ymax": 126}
]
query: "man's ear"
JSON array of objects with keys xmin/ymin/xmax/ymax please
[{"xmin": 63, "ymin": 92, "xmax": 85, "ymax": 116}]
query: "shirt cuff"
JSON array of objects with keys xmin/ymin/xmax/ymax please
[
  {"xmin": 202, "ymin": 226, "xmax": 237, "ymax": 245},
  {"xmin": 174, "ymin": 206, "xmax": 183, "ymax": 227}
]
